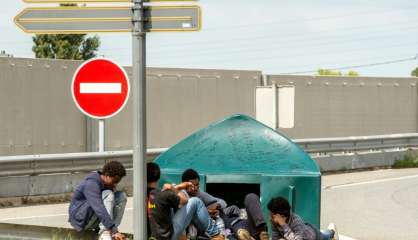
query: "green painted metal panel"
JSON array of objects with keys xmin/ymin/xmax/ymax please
[
  {"xmin": 155, "ymin": 114, "xmax": 321, "ymax": 229},
  {"xmin": 155, "ymin": 114, "xmax": 320, "ymax": 174},
  {"xmin": 261, "ymin": 175, "xmax": 321, "ymax": 229}
]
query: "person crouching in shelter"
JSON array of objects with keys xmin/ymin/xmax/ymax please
[
  {"xmin": 181, "ymin": 168, "xmax": 269, "ymax": 240},
  {"xmin": 268, "ymin": 197, "xmax": 339, "ymax": 240},
  {"xmin": 179, "ymin": 169, "xmax": 227, "ymax": 239},
  {"xmin": 68, "ymin": 161, "xmax": 127, "ymax": 240},
  {"xmin": 147, "ymin": 162, "xmax": 224, "ymax": 240}
]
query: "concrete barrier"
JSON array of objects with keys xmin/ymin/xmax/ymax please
[
  {"xmin": 315, "ymin": 148, "xmax": 417, "ymax": 172},
  {"xmin": 0, "ymin": 222, "xmax": 99, "ymax": 240}
]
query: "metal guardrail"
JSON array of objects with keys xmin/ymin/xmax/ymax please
[
  {"xmin": 0, "ymin": 134, "xmax": 417, "ymax": 177},
  {"xmin": 0, "ymin": 149, "xmax": 164, "ymax": 178},
  {"xmin": 295, "ymin": 133, "xmax": 418, "ymax": 153}
]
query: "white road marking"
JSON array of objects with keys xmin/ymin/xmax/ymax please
[
  {"xmin": 340, "ymin": 235, "xmax": 358, "ymax": 240},
  {"xmin": 80, "ymin": 83, "xmax": 121, "ymax": 94},
  {"xmin": 0, "ymin": 213, "xmax": 67, "ymax": 221},
  {"xmin": 323, "ymin": 174, "xmax": 418, "ymax": 190},
  {"xmin": 0, "ymin": 208, "xmax": 133, "ymax": 221}
]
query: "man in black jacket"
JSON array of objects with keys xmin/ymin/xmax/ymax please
[{"xmin": 147, "ymin": 162, "xmax": 224, "ymax": 240}]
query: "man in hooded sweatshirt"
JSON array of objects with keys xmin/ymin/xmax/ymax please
[{"xmin": 69, "ymin": 161, "xmax": 127, "ymax": 240}]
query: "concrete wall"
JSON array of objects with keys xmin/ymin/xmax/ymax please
[
  {"xmin": 268, "ymin": 75, "xmax": 418, "ymax": 138},
  {"xmin": 0, "ymin": 57, "xmax": 417, "ymax": 156},
  {"xmin": 104, "ymin": 67, "xmax": 261, "ymax": 150},
  {"xmin": 0, "ymin": 58, "xmax": 85, "ymax": 156},
  {"xmin": 0, "ymin": 57, "xmax": 261, "ymax": 155}
]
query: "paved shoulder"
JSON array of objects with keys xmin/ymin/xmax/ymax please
[{"xmin": 322, "ymin": 168, "xmax": 418, "ymax": 240}]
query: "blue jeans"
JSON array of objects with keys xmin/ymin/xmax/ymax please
[
  {"xmin": 320, "ymin": 230, "xmax": 334, "ymax": 240},
  {"xmin": 171, "ymin": 197, "xmax": 219, "ymax": 240},
  {"xmin": 228, "ymin": 193, "xmax": 266, "ymax": 238},
  {"xmin": 84, "ymin": 190, "xmax": 127, "ymax": 233}
]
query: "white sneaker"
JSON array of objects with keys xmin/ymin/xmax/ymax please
[
  {"xmin": 98, "ymin": 231, "xmax": 112, "ymax": 240},
  {"xmin": 327, "ymin": 223, "xmax": 339, "ymax": 240}
]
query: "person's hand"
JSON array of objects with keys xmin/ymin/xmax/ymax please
[
  {"xmin": 113, "ymin": 232, "xmax": 126, "ymax": 240},
  {"xmin": 175, "ymin": 181, "xmax": 193, "ymax": 190},
  {"xmin": 271, "ymin": 214, "xmax": 287, "ymax": 226},
  {"xmin": 162, "ymin": 183, "xmax": 173, "ymax": 191},
  {"xmin": 186, "ymin": 182, "xmax": 195, "ymax": 192},
  {"xmin": 207, "ymin": 203, "xmax": 219, "ymax": 219},
  {"xmin": 208, "ymin": 208, "xmax": 219, "ymax": 219},
  {"xmin": 178, "ymin": 232, "xmax": 187, "ymax": 240}
]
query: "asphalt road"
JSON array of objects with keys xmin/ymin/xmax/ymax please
[
  {"xmin": 1, "ymin": 168, "xmax": 418, "ymax": 239},
  {"xmin": 321, "ymin": 168, "xmax": 418, "ymax": 240}
]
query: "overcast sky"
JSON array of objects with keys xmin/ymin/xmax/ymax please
[{"xmin": 2, "ymin": 0, "xmax": 418, "ymax": 77}]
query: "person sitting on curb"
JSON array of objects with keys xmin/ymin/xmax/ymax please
[
  {"xmin": 147, "ymin": 163, "xmax": 224, "ymax": 240},
  {"xmin": 180, "ymin": 168, "xmax": 269, "ymax": 240},
  {"xmin": 68, "ymin": 161, "xmax": 127, "ymax": 240},
  {"xmin": 268, "ymin": 197, "xmax": 338, "ymax": 240}
]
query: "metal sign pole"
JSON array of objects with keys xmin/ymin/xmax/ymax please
[
  {"xmin": 132, "ymin": 0, "xmax": 147, "ymax": 239},
  {"xmin": 98, "ymin": 119, "xmax": 105, "ymax": 152}
]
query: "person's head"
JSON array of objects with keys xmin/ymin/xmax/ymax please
[
  {"xmin": 147, "ymin": 162, "xmax": 161, "ymax": 185},
  {"xmin": 101, "ymin": 161, "xmax": 126, "ymax": 188},
  {"xmin": 181, "ymin": 168, "xmax": 200, "ymax": 196},
  {"xmin": 267, "ymin": 196, "xmax": 291, "ymax": 220}
]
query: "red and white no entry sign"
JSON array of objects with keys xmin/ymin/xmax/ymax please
[{"xmin": 71, "ymin": 58, "xmax": 130, "ymax": 119}]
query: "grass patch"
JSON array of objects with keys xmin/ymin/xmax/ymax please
[{"xmin": 393, "ymin": 153, "xmax": 418, "ymax": 168}]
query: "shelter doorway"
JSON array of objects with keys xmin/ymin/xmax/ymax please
[{"xmin": 205, "ymin": 183, "xmax": 260, "ymax": 208}]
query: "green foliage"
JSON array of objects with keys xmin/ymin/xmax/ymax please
[
  {"xmin": 32, "ymin": 34, "xmax": 100, "ymax": 60},
  {"xmin": 393, "ymin": 153, "xmax": 418, "ymax": 168},
  {"xmin": 51, "ymin": 230, "xmax": 75, "ymax": 240},
  {"xmin": 317, "ymin": 69, "xmax": 342, "ymax": 76},
  {"xmin": 317, "ymin": 69, "xmax": 360, "ymax": 76},
  {"xmin": 346, "ymin": 70, "xmax": 359, "ymax": 77},
  {"xmin": 412, "ymin": 67, "xmax": 418, "ymax": 77}
]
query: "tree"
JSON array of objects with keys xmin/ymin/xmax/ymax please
[
  {"xmin": 32, "ymin": 34, "xmax": 100, "ymax": 60},
  {"xmin": 31, "ymin": 3, "xmax": 100, "ymax": 60},
  {"xmin": 412, "ymin": 67, "xmax": 418, "ymax": 77},
  {"xmin": 317, "ymin": 68, "xmax": 360, "ymax": 76},
  {"xmin": 317, "ymin": 69, "xmax": 342, "ymax": 76},
  {"xmin": 346, "ymin": 70, "xmax": 359, "ymax": 77}
]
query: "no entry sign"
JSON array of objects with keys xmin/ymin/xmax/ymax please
[{"xmin": 71, "ymin": 58, "xmax": 130, "ymax": 119}]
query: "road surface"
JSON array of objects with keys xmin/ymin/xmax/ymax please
[{"xmin": 2, "ymin": 168, "xmax": 418, "ymax": 239}]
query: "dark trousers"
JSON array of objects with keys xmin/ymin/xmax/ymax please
[{"xmin": 230, "ymin": 193, "xmax": 266, "ymax": 239}]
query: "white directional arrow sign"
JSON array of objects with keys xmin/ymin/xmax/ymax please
[
  {"xmin": 144, "ymin": 6, "xmax": 201, "ymax": 32},
  {"xmin": 14, "ymin": 7, "xmax": 131, "ymax": 34},
  {"xmin": 14, "ymin": 5, "xmax": 201, "ymax": 34}
]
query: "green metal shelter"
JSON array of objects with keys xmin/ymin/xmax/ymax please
[{"xmin": 154, "ymin": 114, "xmax": 321, "ymax": 228}]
